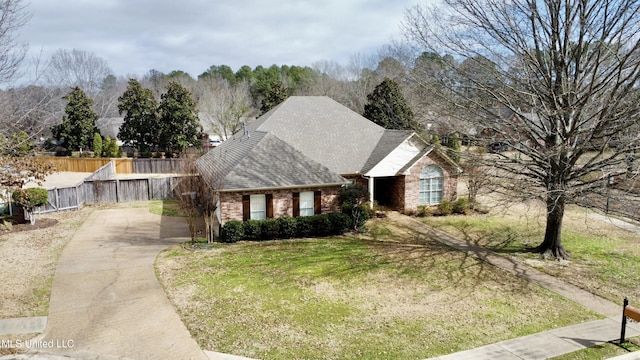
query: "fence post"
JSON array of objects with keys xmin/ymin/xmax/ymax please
[{"xmin": 621, "ymin": 297, "xmax": 629, "ymax": 344}]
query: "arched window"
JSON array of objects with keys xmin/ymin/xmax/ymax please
[{"xmin": 419, "ymin": 165, "xmax": 444, "ymax": 205}]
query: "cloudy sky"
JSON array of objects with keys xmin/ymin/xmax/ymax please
[{"xmin": 17, "ymin": 0, "xmax": 423, "ymax": 79}]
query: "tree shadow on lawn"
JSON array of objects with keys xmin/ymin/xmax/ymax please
[{"xmin": 354, "ymin": 226, "xmax": 535, "ymax": 299}]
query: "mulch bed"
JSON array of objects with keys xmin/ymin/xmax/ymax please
[{"xmin": 0, "ymin": 218, "xmax": 59, "ymax": 233}]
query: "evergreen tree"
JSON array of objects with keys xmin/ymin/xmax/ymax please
[
  {"xmin": 363, "ymin": 78, "xmax": 421, "ymax": 132},
  {"xmin": 103, "ymin": 135, "xmax": 120, "ymax": 158},
  {"xmin": 157, "ymin": 81, "xmax": 201, "ymax": 155},
  {"xmin": 260, "ymin": 82, "xmax": 288, "ymax": 115},
  {"xmin": 118, "ymin": 79, "xmax": 159, "ymax": 156},
  {"xmin": 51, "ymin": 87, "xmax": 99, "ymax": 151},
  {"xmin": 446, "ymin": 132, "xmax": 462, "ymax": 163},
  {"xmin": 93, "ymin": 133, "xmax": 103, "ymax": 158}
]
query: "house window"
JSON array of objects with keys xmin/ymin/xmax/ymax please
[
  {"xmin": 250, "ymin": 194, "xmax": 266, "ymax": 220},
  {"xmin": 299, "ymin": 191, "xmax": 314, "ymax": 216},
  {"xmin": 419, "ymin": 165, "xmax": 443, "ymax": 205},
  {"xmin": 293, "ymin": 191, "xmax": 321, "ymax": 217},
  {"xmin": 242, "ymin": 194, "xmax": 273, "ymax": 221}
]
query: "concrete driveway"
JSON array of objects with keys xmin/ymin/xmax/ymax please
[{"xmin": 36, "ymin": 207, "xmax": 208, "ymax": 360}]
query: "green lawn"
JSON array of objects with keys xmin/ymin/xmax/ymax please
[
  {"xmin": 421, "ymin": 206, "xmax": 640, "ymax": 305},
  {"xmin": 551, "ymin": 337, "xmax": 640, "ymax": 359},
  {"xmin": 148, "ymin": 200, "xmax": 184, "ymax": 217},
  {"xmin": 157, "ymin": 220, "xmax": 599, "ymax": 359}
]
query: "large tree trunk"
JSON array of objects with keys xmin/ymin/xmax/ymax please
[{"xmin": 534, "ymin": 195, "xmax": 569, "ymax": 259}]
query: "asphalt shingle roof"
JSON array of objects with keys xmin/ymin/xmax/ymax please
[
  {"xmin": 195, "ymin": 96, "xmax": 441, "ymax": 191},
  {"xmin": 195, "ymin": 130, "xmax": 347, "ymax": 191},
  {"xmin": 249, "ymin": 96, "xmax": 386, "ymax": 174},
  {"xmin": 361, "ymin": 129, "xmax": 414, "ymax": 174}
]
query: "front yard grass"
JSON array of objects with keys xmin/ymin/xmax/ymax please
[
  {"xmin": 421, "ymin": 204, "xmax": 640, "ymax": 305},
  {"xmin": 551, "ymin": 337, "xmax": 640, "ymax": 359},
  {"xmin": 157, "ymin": 219, "xmax": 599, "ymax": 360}
]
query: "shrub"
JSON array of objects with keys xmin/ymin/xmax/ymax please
[
  {"xmin": 328, "ymin": 212, "xmax": 350, "ymax": 235},
  {"xmin": 260, "ymin": 218, "xmax": 280, "ymax": 240},
  {"xmin": 403, "ymin": 209, "xmax": 416, "ymax": 216},
  {"xmin": 12, "ymin": 188, "xmax": 48, "ymax": 210},
  {"xmin": 222, "ymin": 213, "xmax": 351, "ymax": 242},
  {"xmin": 296, "ymin": 216, "xmax": 315, "ymax": 238},
  {"xmin": 416, "ymin": 205, "xmax": 435, "ymax": 217},
  {"xmin": 453, "ymin": 197, "xmax": 472, "ymax": 215},
  {"xmin": 276, "ymin": 217, "xmax": 298, "ymax": 239},
  {"xmin": 221, "ymin": 220, "xmax": 244, "ymax": 243},
  {"xmin": 310, "ymin": 214, "xmax": 332, "ymax": 237},
  {"xmin": 438, "ymin": 200, "xmax": 453, "ymax": 216},
  {"xmin": 342, "ymin": 203, "xmax": 370, "ymax": 230},
  {"xmin": 338, "ymin": 184, "xmax": 369, "ymax": 205},
  {"xmin": 93, "ymin": 133, "xmax": 103, "ymax": 158},
  {"xmin": 243, "ymin": 220, "xmax": 262, "ymax": 240}
]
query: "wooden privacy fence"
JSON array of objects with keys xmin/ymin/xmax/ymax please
[
  {"xmin": 34, "ymin": 176, "xmax": 186, "ymax": 214},
  {"xmin": 39, "ymin": 157, "xmax": 117, "ymax": 173},
  {"xmin": 34, "ymin": 181, "xmax": 86, "ymax": 214},
  {"xmin": 83, "ymin": 177, "xmax": 184, "ymax": 204},
  {"xmin": 31, "ymin": 158, "xmax": 190, "ymax": 214},
  {"xmin": 37, "ymin": 157, "xmax": 188, "ymax": 174},
  {"xmin": 132, "ymin": 158, "xmax": 188, "ymax": 174}
]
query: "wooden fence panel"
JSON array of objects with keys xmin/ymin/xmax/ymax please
[
  {"xmin": 30, "ymin": 172, "xmax": 190, "ymax": 214},
  {"xmin": 118, "ymin": 179, "xmax": 150, "ymax": 202},
  {"xmin": 90, "ymin": 161, "xmax": 115, "ymax": 180},
  {"xmin": 133, "ymin": 159, "xmax": 187, "ymax": 174},
  {"xmin": 149, "ymin": 177, "xmax": 184, "ymax": 200},
  {"xmin": 38, "ymin": 158, "xmax": 112, "ymax": 172},
  {"xmin": 84, "ymin": 181, "xmax": 118, "ymax": 204},
  {"xmin": 115, "ymin": 159, "xmax": 133, "ymax": 174},
  {"xmin": 56, "ymin": 186, "xmax": 83, "ymax": 210},
  {"xmin": 34, "ymin": 183, "xmax": 85, "ymax": 214}
]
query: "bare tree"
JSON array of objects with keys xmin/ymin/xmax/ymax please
[
  {"xmin": 0, "ymin": 0, "xmax": 29, "ymax": 84},
  {"xmin": 0, "ymin": 85, "xmax": 66, "ymax": 138},
  {"xmin": 46, "ymin": 49, "xmax": 113, "ymax": 95},
  {"xmin": 176, "ymin": 158, "xmax": 223, "ymax": 244},
  {"xmin": 403, "ymin": 0, "xmax": 640, "ymax": 258},
  {"xmin": 195, "ymin": 77, "xmax": 255, "ymax": 140}
]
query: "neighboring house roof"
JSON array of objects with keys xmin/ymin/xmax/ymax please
[
  {"xmin": 96, "ymin": 117, "xmax": 124, "ymax": 140},
  {"xmin": 247, "ymin": 96, "xmax": 386, "ymax": 174},
  {"xmin": 196, "ymin": 131, "xmax": 347, "ymax": 191}
]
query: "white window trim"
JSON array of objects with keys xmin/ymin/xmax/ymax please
[
  {"xmin": 419, "ymin": 165, "xmax": 444, "ymax": 205},
  {"xmin": 299, "ymin": 191, "xmax": 314, "ymax": 217},
  {"xmin": 250, "ymin": 194, "xmax": 266, "ymax": 220}
]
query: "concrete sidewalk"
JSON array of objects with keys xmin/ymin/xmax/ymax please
[{"xmin": 387, "ymin": 212, "xmax": 640, "ymax": 360}]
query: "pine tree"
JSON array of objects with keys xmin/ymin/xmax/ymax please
[
  {"xmin": 118, "ymin": 79, "xmax": 159, "ymax": 157},
  {"xmin": 52, "ymin": 87, "xmax": 99, "ymax": 151},
  {"xmin": 260, "ymin": 82, "xmax": 288, "ymax": 115},
  {"xmin": 363, "ymin": 78, "xmax": 421, "ymax": 132},
  {"xmin": 157, "ymin": 81, "xmax": 200, "ymax": 155}
]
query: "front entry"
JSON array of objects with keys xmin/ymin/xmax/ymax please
[{"xmin": 372, "ymin": 176, "xmax": 404, "ymax": 210}]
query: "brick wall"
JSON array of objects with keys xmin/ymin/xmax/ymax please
[
  {"xmin": 219, "ymin": 185, "xmax": 341, "ymax": 225},
  {"xmin": 402, "ymin": 152, "xmax": 459, "ymax": 212}
]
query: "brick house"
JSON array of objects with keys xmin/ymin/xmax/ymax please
[{"xmin": 196, "ymin": 96, "xmax": 460, "ymax": 234}]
